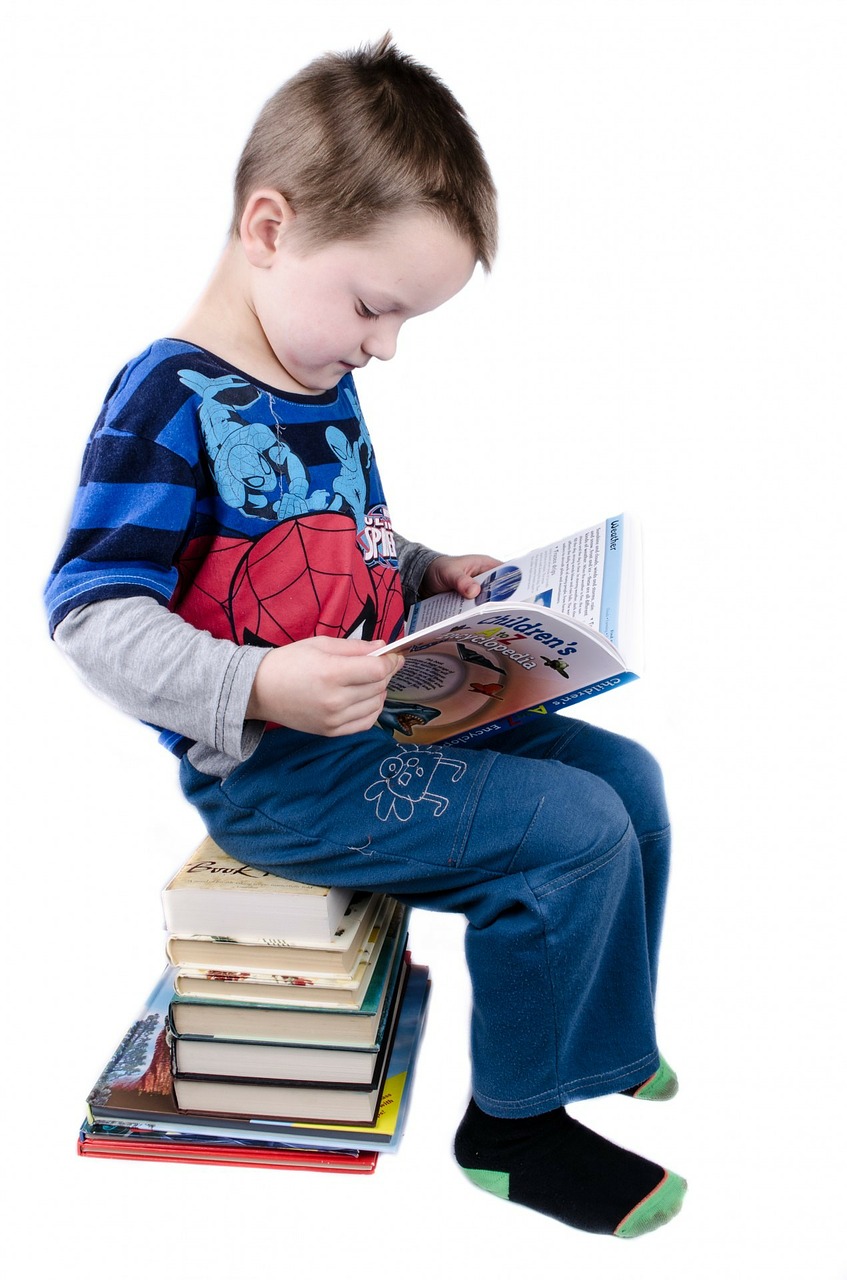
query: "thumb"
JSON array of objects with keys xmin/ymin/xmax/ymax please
[
  {"xmin": 457, "ymin": 574, "xmax": 482, "ymax": 599},
  {"xmin": 337, "ymin": 637, "xmax": 391, "ymax": 655}
]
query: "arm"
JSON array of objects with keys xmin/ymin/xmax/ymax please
[
  {"xmin": 393, "ymin": 533, "xmax": 442, "ymax": 609},
  {"xmin": 56, "ymin": 595, "xmax": 405, "ymax": 749},
  {"xmin": 54, "ymin": 597, "xmax": 268, "ymax": 761},
  {"xmin": 393, "ymin": 535, "xmax": 502, "ymax": 604}
]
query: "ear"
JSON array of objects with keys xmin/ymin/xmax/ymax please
[{"xmin": 239, "ymin": 190, "xmax": 297, "ymax": 267}]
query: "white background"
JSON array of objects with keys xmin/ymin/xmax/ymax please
[{"xmin": 5, "ymin": 1, "xmax": 845, "ymax": 1275}]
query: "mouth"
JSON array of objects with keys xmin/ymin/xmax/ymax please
[{"xmin": 397, "ymin": 712, "xmax": 427, "ymax": 735}]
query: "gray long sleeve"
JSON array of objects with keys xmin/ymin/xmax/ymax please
[
  {"xmin": 394, "ymin": 533, "xmax": 442, "ymax": 610},
  {"xmin": 54, "ymin": 596, "xmax": 267, "ymax": 774}
]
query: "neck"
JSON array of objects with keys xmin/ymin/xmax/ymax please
[{"xmin": 172, "ymin": 240, "xmax": 307, "ymax": 394}]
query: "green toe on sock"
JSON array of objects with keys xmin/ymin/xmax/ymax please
[
  {"xmin": 614, "ymin": 1170, "xmax": 688, "ymax": 1238},
  {"xmin": 631, "ymin": 1054, "xmax": 679, "ymax": 1101},
  {"xmin": 461, "ymin": 1167, "xmax": 511, "ymax": 1199}
]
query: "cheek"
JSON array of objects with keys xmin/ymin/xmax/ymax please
[{"xmin": 289, "ymin": 313, "xmax": 336, "ymax": 360}]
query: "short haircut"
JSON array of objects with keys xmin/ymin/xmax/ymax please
[{"xmin": 231, "ymin": 34, "xmax": 498, "ymax": 270}]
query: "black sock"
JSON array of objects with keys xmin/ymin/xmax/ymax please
[{"xmin": 454, "ymin": 1098, "xmax": 686, "ymax": 1238}]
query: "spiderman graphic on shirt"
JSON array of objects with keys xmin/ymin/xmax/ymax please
[{"xmin": 169, "ymin": 370, "xmax": 405, "ymax": 650}]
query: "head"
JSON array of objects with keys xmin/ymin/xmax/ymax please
[
  {"xmin": 231, "ymin": 33, "xmax": 498, "ymax": 272},
  {"xmin": 230, "ymin": 36, "xmax": 497, "ymax": 394},
  {"xmin": 241, "ymin": 204, "xmax": 478, "ymax": 392}
]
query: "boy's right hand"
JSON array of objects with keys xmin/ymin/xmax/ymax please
[{"xmin": 245, "ymin": 637, "xmax": 404, "ymax": 737}]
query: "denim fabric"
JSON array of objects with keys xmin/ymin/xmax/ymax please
[{"xmin": 180, "ymin": 716, "xmax": 671, "ymax": 1118}]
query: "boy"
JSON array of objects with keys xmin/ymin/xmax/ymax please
[{"xmin": 45, "ymin": 36, "xmax": 686, "ymax": 1238}]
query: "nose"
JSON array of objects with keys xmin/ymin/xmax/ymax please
[{"xmin": 361, "ymin": 319, "xmax": 402, "ymax": 362}]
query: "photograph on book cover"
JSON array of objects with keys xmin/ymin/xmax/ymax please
[{"xmin": 9, "ymin": 3, "xmax": 845, "ymax": 1279}]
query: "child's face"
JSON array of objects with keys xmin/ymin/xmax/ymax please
[{"xmin": 251, "ymin": 210, "xmax": 476, "ymax": 393}]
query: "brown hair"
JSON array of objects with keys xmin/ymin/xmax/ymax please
[{"xmin": 231, "ymin": 34, "xmax": 497, "ymax": 270}]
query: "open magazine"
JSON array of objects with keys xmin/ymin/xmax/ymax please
[{"xmin": 376, "ymin": 514, "xmax": 643, "ymax": 746}]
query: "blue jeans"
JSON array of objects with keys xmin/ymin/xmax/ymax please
[{"xmin": 180, "ymin": 716, "xmax": 671, "ymax": 1118}]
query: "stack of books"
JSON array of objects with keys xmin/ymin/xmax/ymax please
[{"xmin": 79, "ymin": 837, "xmax": 430, "ymax": 1174}]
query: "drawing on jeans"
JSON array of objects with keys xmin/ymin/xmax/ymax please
[{"xmin": 364, "ymin": 747, "xmax": 467, "ymax": 822}]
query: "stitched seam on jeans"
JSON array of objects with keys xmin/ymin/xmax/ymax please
[
  {"xmin": 447, "ymin": 751, "xmax": 496, "ymax": 868},
  {"xmin": 533, "ymin": 823, "xmax": 633, "ymax": 898},
  {"xmin": 472, "ymin": 1083, "xmax": 566, "ymax": 1113},
  {"xmin": 528, "ymin": 867, "xmax": 566, "ymax": 1101},
  {"xmin": 559, "ymin": 1050, "xmax": 658, "ymax": 1091},
  {"xmin": 213, "ymin": 786, "xmax": 356, "ymax": 860},
  {"xmin": 503, "ymin": 797, "xmax": 545, "ymax": 875},
  {"xmin": 474, "ymin": 1049, "xmax": 659, "ymax": 1112},
  {"xmin": 538, "ymin": 717, "xmax": 588, "ymax": 758},
  {"xmin": 638, "ymin": 824, "xmax": 670, "ymax": 846},
  {"xmin": 213, "ymin": 785, "xmax": 479, "ymax": 873}
]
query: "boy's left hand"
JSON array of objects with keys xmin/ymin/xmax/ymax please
[{"xmin": 421, "ymin": 553, "xmax": 502, "ymax": 600}]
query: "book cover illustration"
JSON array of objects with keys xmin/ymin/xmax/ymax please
[
  {"xmin": 377, "ymin": 516, "xmax": 642, "ymax": 746},
  {"xmin": 87, "ymin": 969, "xmax": 177, "ymax": 1115}
]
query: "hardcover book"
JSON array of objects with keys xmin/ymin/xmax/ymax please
[
  {"xmin": 171, "ymin": 895, "xmax": 394, "ymax": 991},
  {"xmin": 170, "ymin": 1029, "xmax": 390, "ymax": 1086},
  {"xmin": 170, "ymin": 903, "xmax": 408, "ymax": 1049},
  {"xmin": 166, "ymin": 890, "xmax": 384, "ymax": 977},
  {"xmin": 376, "ymin": 514, "xmax": 643, "ymax": 746},
  {"xmin": 171, "ymin": 900, "xmax": 406, "ymax": 1011},
  {"xmin": 162, "ymin": 836, "xmax": 354, "ymax": 944},
  {"xmin": 171, "ymin": 962, "xmax": 409, "ymax": 1123}
]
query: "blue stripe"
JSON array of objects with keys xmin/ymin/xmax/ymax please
[
  {"xmin": 44, "ymin": 567, "xmax": 177, "ymax": 634},
  {"xmin": 72, "ymin": 481, "xmax": 195, "ymax": 532}
]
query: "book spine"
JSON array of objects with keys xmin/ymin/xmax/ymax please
[
  {"xmin": 440, "ymin": 671, "xmax": 640, "ymax": 746},
  {"xmin": 598, "ymin": 515, "xmax": 625, "ymax": 644}
]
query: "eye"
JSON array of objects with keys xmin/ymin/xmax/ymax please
[{"xmin": 356, "ymin": 300, "xmax": 379, "ymax": 321}]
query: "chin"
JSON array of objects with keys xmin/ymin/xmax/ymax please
[{"xmin": 292, "ymin": 369, "xmax": 343, "ymax": 394}]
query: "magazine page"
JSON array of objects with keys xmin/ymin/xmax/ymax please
[
  {"xmin": 406, "ymin": 515, "xmax": 634, "ymax": 640},
  {"xmin": 378, "ymin": 604, "xmax": 633, "ymax": 746}
]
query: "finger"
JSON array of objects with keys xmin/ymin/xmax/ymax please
[
  {"xmin": 327, "ymin": 692, "xmax": 388, "ymax": 735},
  {"xmin": 332, "ymin": 637, "xmax": 390, "ymax": 655},
  {"xmin": 338, "ymin": 652, "xmax": 404, "ymax": 686}
]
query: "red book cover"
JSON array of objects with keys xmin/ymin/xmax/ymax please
[{"xmin": 78, "ymin": 1125, "xmax": 378, "ymax": 1173}]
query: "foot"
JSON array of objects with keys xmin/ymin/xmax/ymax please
[
  {"xmin": 622, "ymin": 1054, "xmax": 679, "ymax": 1101},
  {"xmin": 454, "ymin": 1098, "xmax": 686, "ymax": 1238}
]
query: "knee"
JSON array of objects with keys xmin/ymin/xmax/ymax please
[
  {"xmin": 522, "ymin": 766, "xmax": 634, "ymax": 875},
  {"xmin": 608, "ymin": 737, "xmax": 669, "ymax": 839}
]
